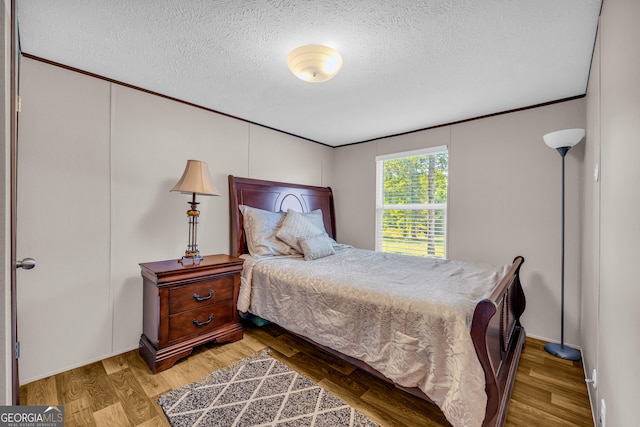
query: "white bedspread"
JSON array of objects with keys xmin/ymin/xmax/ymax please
[{"xmin": 238, "ymin": 247, "xmax": 509, "ymax": 427}]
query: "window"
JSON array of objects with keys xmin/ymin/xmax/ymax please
[{"xmin": 375, "ymin": 146, "xmax": 448, "ymax": 258}]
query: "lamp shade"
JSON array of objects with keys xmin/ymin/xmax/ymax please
[
  {"xmin": 287, "ymin": 44, "xmax": 343, "ymax": 83},
  {"xmin": 543, "ymin": 128, "xmax": 585, "ymax": 149},
  {"xmin": 170, "ymin": 160, "xmax": 219, "ymax": 195}
]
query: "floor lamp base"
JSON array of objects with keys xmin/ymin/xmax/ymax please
[{"xmin": 544, "ymin": 342, "xmax": 581, "ymax": 361}]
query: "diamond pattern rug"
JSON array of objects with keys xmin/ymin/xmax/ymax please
[{"xmin": 158, "ymin": 350, "xmax": 379, "ymax": 427}]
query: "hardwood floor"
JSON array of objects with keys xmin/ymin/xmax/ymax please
[{"xmin": 20, "ymin": 322, "xmax": 594, "ymax": 426}]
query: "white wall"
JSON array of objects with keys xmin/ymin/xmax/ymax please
[
  {"xmin": 16, "ymin": 57, "xmax": 333, "ymax": 383},
  {"xmin": 333, "ymin": 99, "xmax": 586, "ymax": 345},
  {"xmin": 587, "ymin": 0, "xmax": 640, "ymax": 425},
  {"xmin": 449, "ymin": 103, "xmax": 585, "ymax": 345},
  {"xmin": 109, "ymin": 84, "xmax": 249, "ymax": 351},
  {"xmin": 248, "ymin": 124, "xmax": 334, "ymax": 188},
  {"xmin": 581, "ymin": 14, "xmax": 600, "ymax": 423}
]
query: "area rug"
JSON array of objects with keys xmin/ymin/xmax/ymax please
[{"xmin": 158, "ymin": 350, "xmax": 379, "ymax": 427}]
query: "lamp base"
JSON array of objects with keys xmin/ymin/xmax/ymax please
[
  {"xmin": 179, "ymin": 254, "xmax": 203, "ymax": 265},
  {"xmin": 544, "ymin": 342, "xmax": 581, "ymax": 361}
]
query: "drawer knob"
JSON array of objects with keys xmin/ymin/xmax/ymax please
[
  {"xmin": 193, "ymin": 314, "xmax": 214, "ymax": 327},
  {"xmin": 193, "ymin": 290, "xmax": 214, "ymax": 302}
]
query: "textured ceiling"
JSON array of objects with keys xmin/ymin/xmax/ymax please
[{"xmin": 17, "ymin": 0, "xmax": 601, "ymax": 146}]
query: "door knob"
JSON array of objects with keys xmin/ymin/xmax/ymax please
[{"xmin": 16, "ymin": 258, "xmax": 36, "ymax": 270}]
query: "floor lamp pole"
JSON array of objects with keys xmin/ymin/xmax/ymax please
[
  {"xmin": 544, "ymin": 146, "xmax": 581, "ymax": 361},
  {"xmin": 561, "ymin": 153, "xmax": 565, "ymax": 348}
]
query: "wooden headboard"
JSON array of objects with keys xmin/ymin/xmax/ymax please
[{"xmin": 228, "ymin": 175, "xmax": 337, "ymax": 257}]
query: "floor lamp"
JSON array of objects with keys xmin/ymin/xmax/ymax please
[{"xmin": 543, "ymin": 128, "xmax": 585, "ymax": 361}]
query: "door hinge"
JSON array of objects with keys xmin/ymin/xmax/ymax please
[
  {"xmin": 15, "ymin": 341, "xmax": 20, "ymax": 359},
  {"xmin": 16, "ymin": 96, "xmax": 21, "ymax": 113}
]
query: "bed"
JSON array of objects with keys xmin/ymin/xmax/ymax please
[{"xmin": 228, "ymin": 175, "xmax": 526, "ymax": 427}]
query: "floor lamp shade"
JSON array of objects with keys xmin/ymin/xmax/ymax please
[
  {"xmin": 543, "ymin": 128, "xmax": 585, "ymax": 361},
  {"xmin": 544, "ymin": 128, "xmax": 585, "ymax": 155},
  {"xmin": 171, "ymin": 160, "xmax": 219, "ymax": 263}
]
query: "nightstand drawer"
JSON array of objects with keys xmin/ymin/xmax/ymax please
[
  {"xmin": 169, "ymin": 275, "xmax": 234, "ymax": 314},
  {"xmin": 168, "ymin": 303, "xmax": 233, "ymax": 342}
]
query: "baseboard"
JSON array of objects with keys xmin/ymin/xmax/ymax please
[{"xmin": 526, "ymin": 332, "xmax": 582, "ymax": 351}]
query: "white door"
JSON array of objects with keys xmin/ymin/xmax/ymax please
[{"xmin": 16, "ymin": 58, "xmax": 112, "ymax": 384}]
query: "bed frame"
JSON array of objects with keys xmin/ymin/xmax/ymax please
[{"xmin": 228, "ymin": 175, "xmax": 526, "ymax": 427}]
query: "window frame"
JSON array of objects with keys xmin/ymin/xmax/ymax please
[{"xmin": 375, "ymin": 145, "xmax": 448, "ymax": 258}]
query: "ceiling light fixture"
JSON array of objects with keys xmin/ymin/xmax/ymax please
[{"xmin": 286, "ymin": 44, "xmax": 343, "ymax": 83}]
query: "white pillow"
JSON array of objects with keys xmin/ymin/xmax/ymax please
[
  {"xmin": 302, "ymin": 209, "xmax": 343, "ymax": 249},
  {"xmin": 239, "ymin": 205, "xmax": 297, "ymax": 257},
  {"xmin": 276, "ymin": 209, "xmax": 325, "ymax": 253},
  {"xmin": 298, "ymin": 233, "xmax": 336, "ymax": 260},
  {"xmin": 302, "ymin": 209, "xmax": 327, "ymax": 233},
  {"xmin": 300, "ymin": 209, "xmax": 339, "ymax": 246}
]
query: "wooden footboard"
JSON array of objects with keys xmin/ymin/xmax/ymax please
[{"xmin": 471, "ymin": 256, "xmax": 526, "ymax": 427}]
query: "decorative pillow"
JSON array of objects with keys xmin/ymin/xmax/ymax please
[
  {"xmin": 301, "ymin": 209, "xmax": 339, "ymax": 246},
  {"xmin": 239, "ymin": 205, "xmax": 296, "ymax": 257},
  {"xmin": 302, "ymin": 209, "xmax": 327, "ymax": 233},
  {"xmin": 276, "ymin": 209, "xmax": 325, "ymax": 253},
  {"xmin": 298, "ymin": 233, "xmax": 336, "ymax": 261}
]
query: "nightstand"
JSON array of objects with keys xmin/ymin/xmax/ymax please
[{"xmin": 138, "ymin": 254, "xmax": 244, "ymax": 373}]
